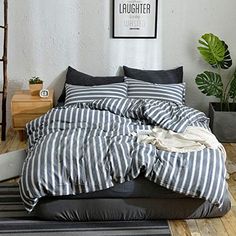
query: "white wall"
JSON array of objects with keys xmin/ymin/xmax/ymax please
[{"xmin": 2, "ymin": 0, "xmax": 236, "ymax": 128}]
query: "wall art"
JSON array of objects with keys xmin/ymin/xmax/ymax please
[{"xmin": 113, "ymin": 0, "xmax": 158, "ymax": 38}]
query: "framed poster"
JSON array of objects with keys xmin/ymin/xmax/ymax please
[{"xmin": 113, "ymin": 0, "xmax": 158, "ymax": 38}]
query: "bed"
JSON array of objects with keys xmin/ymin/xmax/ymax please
[
  {"xmin": 19, "ymin": 66, "xmax": 231, "ymax": 220},
  {"xmin": 32, "ymin": 176, "xmax": 231, "ymax": 221}
]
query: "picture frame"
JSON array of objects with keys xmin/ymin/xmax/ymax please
[{"xmin": 113, "ymin": 0, "xmax": 158, "ymax": 39}]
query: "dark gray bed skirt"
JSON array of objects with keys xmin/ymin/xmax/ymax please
[{"xmin": 33, "ymin": 194, "xmax": 231, "ymax": 221}]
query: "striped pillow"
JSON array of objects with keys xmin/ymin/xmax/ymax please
[
  {"xmin": 125, "ymin": 77, "xmax": 185, "ymax": 104},
  {"xmin": 65, "ymin": 83, "xmax": 128, "ymax": 106}
]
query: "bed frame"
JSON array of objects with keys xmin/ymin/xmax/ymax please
[{"xmin": 33, "ymin": 188, "xmax": 231, "ymax": 221}]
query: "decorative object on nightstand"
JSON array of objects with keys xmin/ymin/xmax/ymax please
[
  {"xmin": 29, "ymin": 76, "xmax": 43, "ymax": 96},
  {"xmin": 39, "ymin": 88, "xmax": 49, "ymax": 98},
  {"xmin": 195, "ymin": 33, "xmax": 236, "ymax": 142},
  {"xmin": 11, "ymin": 89, "xmax": 54, "ymax": 140}
]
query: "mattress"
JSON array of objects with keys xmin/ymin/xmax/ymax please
[{"xmin": 33, "ymin": 177, "xmax": 231, "ymax": 221}]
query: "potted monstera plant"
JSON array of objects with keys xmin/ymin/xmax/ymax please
[{"xmin": 195, "ymin": 33, "xmax": 236, "ymax": 142}]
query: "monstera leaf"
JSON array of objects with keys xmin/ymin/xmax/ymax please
[
  {"xmin": 220, "ymin": 42, "xmax": 232, "ymax": 69},
  {"xmin": 195, "ymin": 71, "xmax": 223, "ymax": 98},
  {"xmin": 198, "ymin": 33, "xmax": 232, "ymax": 69},
  {"xmin": 228, "ymin": 70, "xmax": 236, "ymax": 99}
]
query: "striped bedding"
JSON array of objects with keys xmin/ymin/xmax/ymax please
[
  {"xmin": 125, "ymin": 77, "xmax": 185, "ymax": 104},
  {"xmin": 65, "ymin": 82, "xmax": 127, "ymax": 106},
  {"xmin": 19, "ymin": 98, "xmax": 227, "ymax": 212}
]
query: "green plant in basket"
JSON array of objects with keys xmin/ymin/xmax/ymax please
[
  {"xmin": 195, "ymin": 33, "xmax": 236, "ymax": 111},
  {"xmin": 29, "ymin": 76, "xmax": 43, "ymax": 84},
  {"xmin": 28, "ymin": 76, "xmax": 43, "ymax": 96}
]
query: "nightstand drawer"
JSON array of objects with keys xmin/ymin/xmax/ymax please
[
  {"xmin": 12, "ymin": 101, "xmax": 52, "ymax": 115},
  {"xmin": 13, "ymin": 114, "xmax": 44, "ymax": 128},
  {"xmin": 11, "ymin": 89, "xmax": 54, "ymax": 140}
]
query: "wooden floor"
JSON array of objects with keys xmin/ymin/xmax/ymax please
[{"xmin": 1, "ymin": 129, "xmax": 236, "ymax": 236}]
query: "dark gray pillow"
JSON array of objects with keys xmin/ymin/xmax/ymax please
[
  {"xmin": 58, "ymin": 66, "xmax": 124, "ymax": 103},
  {"xmin": 123, "ymin": 66, "xmax": 183, "ymax": 84}
]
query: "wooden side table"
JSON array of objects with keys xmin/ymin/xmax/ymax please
[{"xmin": 11, "ymin": 90, "xmax": 54, "ymax": 140}]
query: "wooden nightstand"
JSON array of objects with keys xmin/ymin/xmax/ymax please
[{"xmin": 11, "ymin": 90, "xmax": 54, "ymax": 140}]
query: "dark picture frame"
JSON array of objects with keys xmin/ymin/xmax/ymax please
[{"xmin": 113, "ymin": 0, "xmax": 158, "ymax": 39}]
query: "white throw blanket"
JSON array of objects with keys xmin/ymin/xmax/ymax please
[{"xmin": 137, "ymin": 126, "xmax": 226, "ymax": 157}]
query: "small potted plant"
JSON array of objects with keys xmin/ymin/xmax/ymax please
[
  {"xmin": 195, "ymin": 33, "xmax": 236, "ymax": 142},
  {"xmin": 29, "ymin": 76, "xmax": 43, "ymax": 96}
]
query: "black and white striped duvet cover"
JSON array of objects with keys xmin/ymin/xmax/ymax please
[
  {"xmin": 125, "ymin": 77, "xmax": 185, "ymax": 104},
  {"xmin": 19, "ymin": 98, "xmax": 227, "ymax": 212},
  {"xmin": 65, "ymin": 82, "xmax": 127, "ymax": 106}
]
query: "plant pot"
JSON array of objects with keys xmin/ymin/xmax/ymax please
[
  {"xmin": 209, "ymin": 102, "xmax": 236, "ymax": 143},
  {"xmin": 29, "ymin": 84, "xmax": 43, "ymax": 96}
]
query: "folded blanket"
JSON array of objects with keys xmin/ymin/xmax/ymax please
[{"xmin": 137, "ymin": 126, "xmax": 224, "ymax": 153}]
